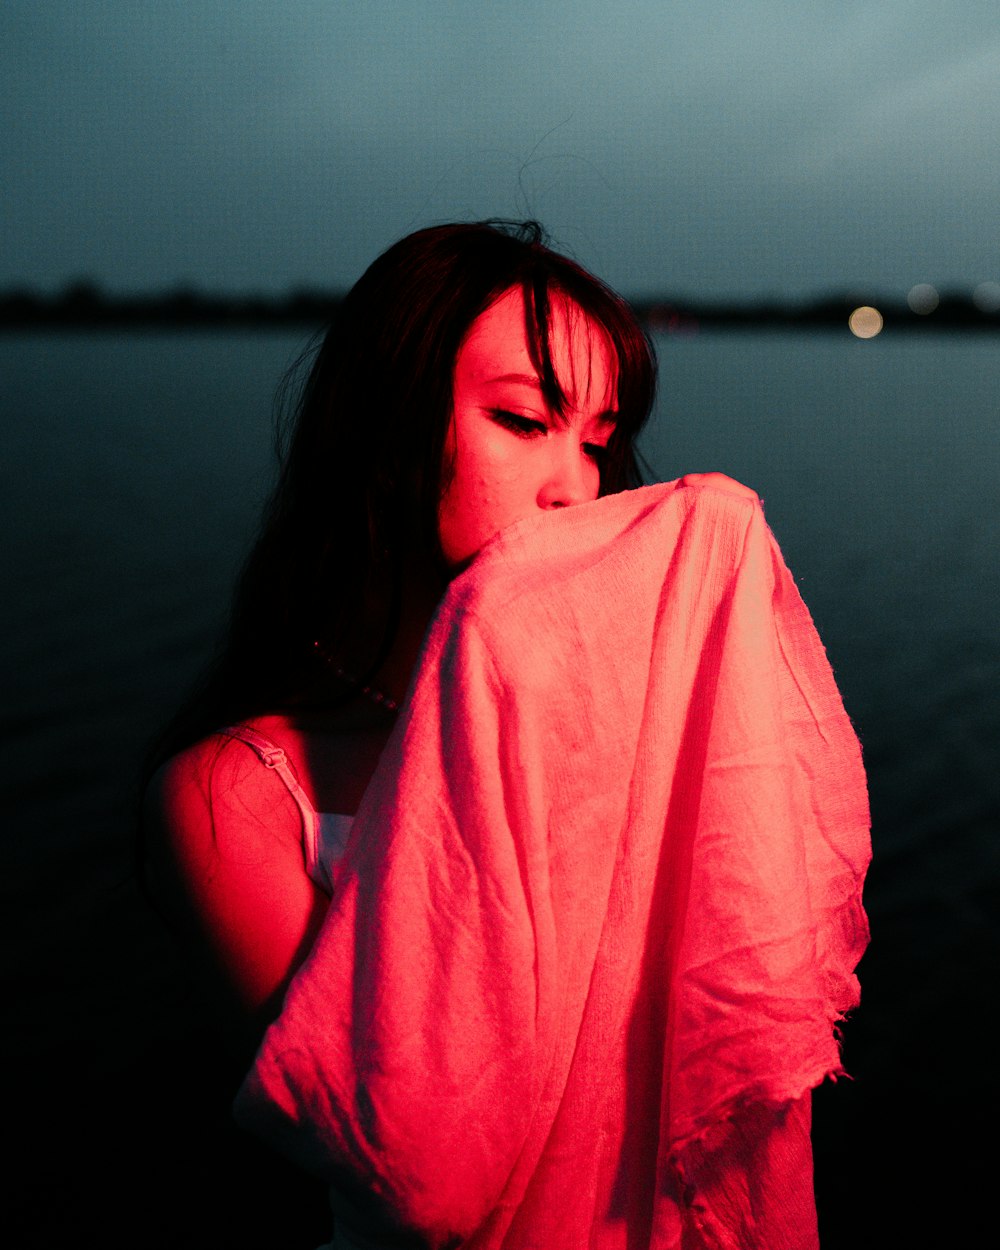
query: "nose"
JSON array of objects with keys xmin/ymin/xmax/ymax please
[{"xmin": 536, "ymin": 434, "xmax": 598, "ymax": 510}]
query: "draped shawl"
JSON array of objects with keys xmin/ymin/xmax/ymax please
[{"xmin": 234, "ymin": 478, "xmax": 871, "ymax": 1249}]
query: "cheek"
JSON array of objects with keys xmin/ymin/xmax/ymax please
[
  {"xmin": 447, "ymin": 425, "xmax": 510, "ymax": 507},
  {"xmin": 437, "ymin": 432, "xmax": 511, "ymax": 563},
  {"xmin": 437, "ymin": 451, "xmax": 477, "ymax": 559}
]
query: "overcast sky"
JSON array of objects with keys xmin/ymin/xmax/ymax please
[{"xmin": 4, "ymin": 1, "xmax": 999, "ymax": 300}]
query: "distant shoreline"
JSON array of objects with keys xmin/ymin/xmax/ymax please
[{"xmin": 2, "ymin": 287, "xmax": 998, "ymax": 332}]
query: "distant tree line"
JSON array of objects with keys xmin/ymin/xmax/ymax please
[
  {"xmin": 1, "ymin": 280, "xmax": 998, "ymax": 331},
  {"xmin": 0, "ymin": 281, "xmax": 341, "ymax": 328}
]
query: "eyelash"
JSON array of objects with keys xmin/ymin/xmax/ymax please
[{"xmin": 490, "ymin": 409, "xmax": 609, "ymax": 462}]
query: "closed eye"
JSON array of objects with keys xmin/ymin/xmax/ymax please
[
  {"xmin": 490, "ymin": 409, "xmax": 609, "ymax": 462},
  {"xmin": 489, "ymin": 409, "xmax": 546, "ymax": 437}
]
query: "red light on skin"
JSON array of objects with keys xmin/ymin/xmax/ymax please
[
  {"xmin": 438, "ymin": 285, "xmax": 618, "ymax": 570},
  {"xmin": 146, "ymin": 733, "xmax": 330, "ymax": 1021}
]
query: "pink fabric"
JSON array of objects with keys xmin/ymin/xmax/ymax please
[{"xmin": 234, "ymin": 478, "xmax": 871, "ymax": 1248}]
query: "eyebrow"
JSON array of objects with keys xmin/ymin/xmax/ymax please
[
  {"xmin": 488, "ymin": 372, "xmax": 544, "ymax": 388},
  {"xmin": 485, "ymin": 372, "xmax": 618, "ymax": 424}
]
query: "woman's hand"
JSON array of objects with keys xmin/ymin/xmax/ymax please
[{"xmin": 679, "ymin": 471, "xmax": 760, "ymax": 502}]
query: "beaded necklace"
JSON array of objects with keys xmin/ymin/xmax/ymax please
[
  {"xmin": 332, "ymin": 664, "xmax": 400, "ymax": 713},
  {"xmin": 312, "ymin": 640, "xmax": 400, "ymax": 713}
]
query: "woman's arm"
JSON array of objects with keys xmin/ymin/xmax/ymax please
[{"xmin": 143, "ymin": 736, "xmax": 329, "ymax": 1038}]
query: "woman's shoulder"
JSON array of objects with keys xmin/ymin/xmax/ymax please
[
  {"xmin": 149, "ymin": 729, "xmax": 262, "ymax": 806},
  {"xmin": 145, "ymin": 727, "xmax": 303, "ymax": 851},
  {"xmin": 142, "ymin": 724, "xmax": 333, "ymax": 1023},
  {"xmin": 146, "ymin": 702, "xmax": 396, "ymax": 834}
]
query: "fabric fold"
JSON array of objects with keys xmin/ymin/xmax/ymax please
[{"xmin": 234, "ymin": 478, "xmax": 871, "ymax": 1249}]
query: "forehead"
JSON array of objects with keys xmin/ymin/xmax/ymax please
[{"xmin": 455, "ymin": 285, "xmax": 618, "ymax": 410}]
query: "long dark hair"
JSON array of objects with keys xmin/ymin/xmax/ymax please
[{"xmin": 147, "ymin": 219, "xmax": 658, "ymax": 770}]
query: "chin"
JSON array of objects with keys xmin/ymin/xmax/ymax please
[{"xmin": 439, "ymin": 530, "xmax": 484, "ymax": 578}]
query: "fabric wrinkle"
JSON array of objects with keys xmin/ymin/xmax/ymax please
[{"xmin": 233, "ymin": 478, "xmax": 870, "ymax": 1249}]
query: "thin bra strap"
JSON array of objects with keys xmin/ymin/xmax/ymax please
[{"xmin": 217, "ymin": 725, "xmax": 320, "ymax": 876}]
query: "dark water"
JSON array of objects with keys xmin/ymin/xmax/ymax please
[{"xmin": 2, "ymin": 328, "xmax": 997, "ymax": 1246}]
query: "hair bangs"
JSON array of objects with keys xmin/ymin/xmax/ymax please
[{"xmin": 516, "ymin": 251, "xmax": 657, "ymax": 492}]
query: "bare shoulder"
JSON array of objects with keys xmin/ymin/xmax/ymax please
[
  {"xmin": 679, "ymin": 471, "xmax": 760, "ymax": 503},
  {"xmin": 142, "ymin": 731, "xmax": 330, "ymax": 1021},
  {"xmin": 144, "ymin": 732, "xmax": 303, "ymax": 865},
  {"xmin": 146, "ymin": 734, "xmax": 225, "ymax": 815}
]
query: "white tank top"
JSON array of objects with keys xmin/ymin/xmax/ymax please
[{"xmin": 220, "ymin": 726, "xmax": 399, "ymax": 1248}]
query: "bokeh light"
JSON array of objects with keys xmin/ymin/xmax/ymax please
[
  {"xmin": 972, "ymin": 281, "xmax": 1000, "ymax": 313},
  {"xmin": 848, "ymin": 306, "xmax": 883, "ymax": 339},
  {"xmin": 907, "ymin": 283, "xmax": 939, "ymax": 314}
]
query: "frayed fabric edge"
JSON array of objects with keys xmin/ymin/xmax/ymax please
[{"xmin": 663, "ymin": 1054, "xmax": 848, "ymax": 1202}]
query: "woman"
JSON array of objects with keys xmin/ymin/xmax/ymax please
[
  {"xmin": 143, "ymin": 218, "xmax": 658, "ymax": 1045},
  {"xmin": 144, "ymin": 221, "xmax": 865, "ymax": 1249}
]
